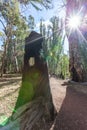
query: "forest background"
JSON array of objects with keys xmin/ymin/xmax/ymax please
[{"xmin": 0, "ymin": 0, "xmax": 69, "ymax": 79}]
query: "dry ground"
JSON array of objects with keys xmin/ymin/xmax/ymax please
[
  {"xmin": 0, "ymin": 76, "xmax": 21, "ymax": 118},
  {"xmin": 0, "ymin": 76, "xmax": 87, "ymax": 130}
]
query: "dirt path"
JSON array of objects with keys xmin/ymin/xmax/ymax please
[
  {"xmin": 0, "ymin": 77, "xmax": 87, "ymax": 130},
  {"xmin": 50, "ymin": 77, "xmax": 87, "ymax": 130}
]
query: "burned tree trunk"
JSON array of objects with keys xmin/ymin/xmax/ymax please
[
  {"xmin": 66, "ymin": 0, "xmax": 87, "ymax": 82},
  {"xmin": 8, "ymin": 31, "xmax": 55, "ymax": 130}
]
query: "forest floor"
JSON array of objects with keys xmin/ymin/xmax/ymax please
[{"xmin": 0, "ymin": 75, "xmax": 87, "ymax": 130}]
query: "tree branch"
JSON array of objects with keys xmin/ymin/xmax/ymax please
[{"xmin": 0, "ymin": 19, "xmax": 7, "ymax": 35}]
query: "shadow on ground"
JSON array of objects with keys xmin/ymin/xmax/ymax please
[
  {"xmin": 1, "ymin": 79, "xmax": 87, "ymax": 130},
  {"xmin": 0, "ymin": 78, "xmax": 21, "ymax": 89},
  {"xmin": 53, "ymin": 82, "xmax": 87, "ymax": 130}
]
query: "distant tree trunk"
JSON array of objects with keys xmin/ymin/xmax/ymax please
[
  {"xmin": 66, "ymin": 0, "xmax": 87, "ymax": 82},
  {"xmin": 1, "ymin": 42, "xmax": 7, "ymax": 77},
  {"xmin": 11, "ymin": 31, "xmax": 55, "ymax": 130},
  {"xmin": 14, "ymin": 56, "xmax": 19, "ymax": 72},
  {"xmin": 13, "ymin": 42, "xmax": 19, "ymax": 73}
]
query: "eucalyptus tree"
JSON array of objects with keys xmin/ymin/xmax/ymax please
[
  {"xmin": 0, "ymin": 0, "xmax": 29, "ymax": 76},
  {"xmin": 66, "ymin": 0, "xmax": 87, "ymax": 82},
  {"xmin": 39, "ymin": 16, "xmax": 64, "ymax": 76},
  {"xmin": 0, "ymin": 0, "xmax": 53, "ymax": 76},
  {"xmin": 49, "ymin": 16, "xmax": 64, "ymax": 74}
]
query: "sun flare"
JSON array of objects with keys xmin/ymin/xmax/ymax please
[{"xmin": 67, "ymin": 15, "xmax": 81, "ymax": 29}]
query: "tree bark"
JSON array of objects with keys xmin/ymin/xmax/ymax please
[
  {"xmin": 66, "ymin": 0, "xmax": 87, "ymax": 82},
  {"xmin": 1, "ymin": 43, "xmax": 7, "ymax": 77},
  {"xmin": 10, "ymin": 31, "xmax": 55, "ymax": 130}
]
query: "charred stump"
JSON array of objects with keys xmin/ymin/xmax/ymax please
[{"xmin": 8, "ymin": 31, "xmax": 55, "ymax": 130}]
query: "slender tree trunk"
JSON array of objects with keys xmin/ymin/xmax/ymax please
[
  {"xmin": 13, "ymin": 42, "xmax": 19, "ymax": 73},
  {"xmin": 14, "ymin": 56, "xmax": 19, "ymax": 72},
  {"xmin": 1, "ymin": 42, "xmax": 7, "ymax": 77}
]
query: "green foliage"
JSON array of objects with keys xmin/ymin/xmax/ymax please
[
  {"xmin": 18, "ymin": 0, "xmax": 52, "ymax": 9},
  {"xmin": 0, "ymin": 0, "xmax": 29, "ymax": 74},
  {"xmin": 0, "ymin": 0, "xmax": 53, "ymax": 75},
  {"xmin": 39, "ymin": 16, "xmax": 69, "ymax": 79},
  {"xmin": 0, "ymin": 31, "xmax": 3, "ymax": 36},
  {"xmin": 28, "ymin": 15, "xmax": 35, "ymax": 30},
  {"xmin": 59, "ymin": 54, "xmax": 69, "ymax": 79}
]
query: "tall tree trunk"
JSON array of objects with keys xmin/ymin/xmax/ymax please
[
  {"xmin": 66, "ymin": 0, "xmax": 87, "ymax": 82},
  {"xmin": 1, "ymin": 42, "xmax": 7, "ymax": 77},
  {"xmin": 13, "ymin": 42, "xmax": 19, "ymax": 73}
]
